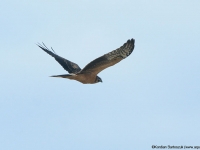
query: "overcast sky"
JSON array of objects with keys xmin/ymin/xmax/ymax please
[{"xmin": 1, "ymin": 1, "xmax": 200, "ymax": 150}]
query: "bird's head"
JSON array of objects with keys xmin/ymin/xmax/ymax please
[{"xmin": 95, "ymin": 76, "xmax": 103, "ymax": 83}]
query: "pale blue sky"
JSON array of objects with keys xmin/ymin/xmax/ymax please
[{"xmin": 1, "ymin": 1, "xmax": 200, "ymax": 150}]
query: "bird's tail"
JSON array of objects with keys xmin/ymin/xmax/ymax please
[{"xmin": 50, "ymin": 74, "xmax": 76, "ymax": 79}]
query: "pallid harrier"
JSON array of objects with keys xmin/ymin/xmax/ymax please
[{"xmin": 37, "ymin": 38, "xmax": 135, "ymax": 84}]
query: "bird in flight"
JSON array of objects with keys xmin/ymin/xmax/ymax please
[{"xmin": 37, "ymin": 38, "xmax": 135, "ymax": 84}]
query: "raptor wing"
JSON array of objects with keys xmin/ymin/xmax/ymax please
[
  {"xmin": 37, "ymin": 43, "xmax": 81, "ymax": 74},
  {"xmin": 80, "ymin": 39, "xmax": 135, "ymax": 75}
]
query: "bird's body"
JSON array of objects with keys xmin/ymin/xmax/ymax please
[
  {"xmin": 51, "ymin": 73, "xmax": 97, "ymax": 84},
  {"xmin": 37, "ymin": 39, "xmax": 135, "ymax": 84}
]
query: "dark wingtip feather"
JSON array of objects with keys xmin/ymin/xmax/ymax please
[
  {"xmin": 128, "ymin": 38, "xmax": 135, "ymax": 44},
  {"xmin": 37, "ymin": 42, "xmax": 57, "ymax": 57}
]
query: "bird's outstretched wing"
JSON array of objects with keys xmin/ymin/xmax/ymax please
[
  {"xmin": 80, "ymin": 39, "xmax": 135, "ymax": 75},
  {"xmin": 37, "ymin": 43, "xmax": 81, "ymax": 73}
]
